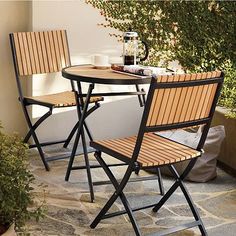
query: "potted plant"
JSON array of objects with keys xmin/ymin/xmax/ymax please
[{"xmin": 0, "ymin": 123, "xmax": 44, "ymax": 235}]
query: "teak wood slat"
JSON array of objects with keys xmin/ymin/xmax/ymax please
[
  {"xmin": 30, "ymin": 32, "xmax": 41, "ymax": 74},
  {"xmin": 155, "ymin": 75, "xmax": 174, "ymax": 125},
  {"xmin": 39, "ymin": 31, "xmax": 49, "ymax": 73},
  {"xmin": 61, "ymin": 30, "xmax": 71, "ymax": 67},
  {"xmin": 25, "ymin": 91, "xmax": 103, "ymax": 108},
  {"xmin": 53, "ymin": 30, "xmax": 61, "ymax": 71},
  {"xmin": 26, "ymin": 33, "xmax": 36, "ymax": 74},
  {"xmin": 48, "ymin": 31, "xmax": 58, "ymax": 72},
  {"xmin": 178, "ymin": 74, "xmax": 192, "ymax": 122},
  {"xmin": 35, "ymin": 31, "xmax": 45, "ymax": 73},
  {"xmin": 17, "ymin": 32, "xmax": 28, "ymax": 75},
  {"xmin": 57, "ymin": 30, "xmax": 66, "ymax": 69},
  {"xmin": 175, "ymin": 74, "xmax": 190, "ymax": 123},
  {"xmin": 44, "ymin": 31, "xmax": 54, "ymax": 72},
  {"xmin": 12, "ymin": 30, "xmax": 70, "ymax": 76},
  {"xmin": 95, "ymin": 133, "xmax": 200, "ymax": 167},
  {"xmin": 22, "ymin": 32, "xmax": 32, "ymax": 75},
  {"xmin": 13, "ymin": 33, "xmax": 24, "ymax": 75},
  {"xmin": 146, "ymin": 71, "xmax": 221, "ymax": 127}
]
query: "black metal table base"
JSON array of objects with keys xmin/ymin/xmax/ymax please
[{"xmin": 64, "ymin": 82, "xmax": 164, "ymax": 203}]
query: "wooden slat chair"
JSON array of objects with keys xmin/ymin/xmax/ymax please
[
  {"xmin": 9, "ymin": 30, "xmax": 103, "ymax": 171},
  {"xmin": 90, "ymin": 71, "xmax": 224, "ymax": 236}
]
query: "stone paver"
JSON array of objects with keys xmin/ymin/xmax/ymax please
[
  {"xmin": 26, "ymin": 149, "xmax": 236, "ymax": 236},
  {"xmin": 208, "ymin": 222, "xmax": 236, "ymax": 236},
  {"xmin": 198, "ymin": 190, "xmax": 236, "ymax": 219}
]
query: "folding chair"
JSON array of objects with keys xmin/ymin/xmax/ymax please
[
  {"xmin": 90, "ymin": 71, "xmax": 224, "ymax": 235},
  {"xmin": 9, "ymin": 30, "xmax": 103, "ymax": 171}
]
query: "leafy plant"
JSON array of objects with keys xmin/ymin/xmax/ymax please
[
  {"xmin": 0, "ymin": 123, "xmax": 44, "ymax": 234},
  {"xmin": 218, "ymin": 62, "xmax": 236, "ymax": 118},
  {"xmin": 87, "ymin": 0, "xmax": 236, "ymax": 117}
]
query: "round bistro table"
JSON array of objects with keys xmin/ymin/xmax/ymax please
[{"xmin": 62, "ymin": 65, "xmax": 152, "ymax": 202}]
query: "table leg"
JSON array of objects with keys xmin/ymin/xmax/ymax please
[{"xmin": 65, "ymin": 83, "xmax": 95, "ymax": 202}]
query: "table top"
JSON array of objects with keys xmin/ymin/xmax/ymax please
[{"xmin": 62, "ymin": 65, "xmax": 152, "ymax": 85}]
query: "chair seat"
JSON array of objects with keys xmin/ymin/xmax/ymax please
[
  {"xmin": 91, "ymin": 133, "xmax": 201, "ymax": 167},
  {"xmin": 25, "ymin": 91, "xmax": 103, "ymax": 108}
]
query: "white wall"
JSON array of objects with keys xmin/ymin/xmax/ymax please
[
  {"xmin": 0, "ymin": 1, "xmax": 32, "ymax": 136},
  {"xmin": 33, "ymin": 0, "xmax": 123, "ymax": 63},
  {"xmin": 32, "ymin": 0, "xmax": 144, "ymax": 142}
]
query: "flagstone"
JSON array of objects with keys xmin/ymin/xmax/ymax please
[{"xmin": 26, "ymin": 150, "xmax": 236, "ymax": 235}]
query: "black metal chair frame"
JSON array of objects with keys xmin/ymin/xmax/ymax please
[
  {"xmin": 89, "ymin": 72, "xmax": 224, "ymax": 236},
  {"xmin": 9, "ymin": 31, "xmax": 100, "ymax": 172}
]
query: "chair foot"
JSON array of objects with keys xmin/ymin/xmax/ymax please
[
  {"xmin": 45, "ymin": 165, "xmax": 50, "ymax": 171},
  {"xmin": 37, "ymin": 148, "xmax": 50, "ymax": 171},
  {"xmin": 90, "ymin": 221, "xmax": 96, "ymax": 229},
  {"xmin": 199, "ymin": 224, "xmax": 208, "ymax": 236},
  {"xmin": 42, "ymin": 159, "xmax": 50, "ymax": 171}
]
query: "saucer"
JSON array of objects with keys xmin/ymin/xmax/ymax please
[{"xmin": 93, "ymin": 64, "xmax": 111, "ymax": 70}]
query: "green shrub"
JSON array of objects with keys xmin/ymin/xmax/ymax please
[
  {"xmin": 218, "ymin": 62, "xmax": 236, "ymax": 118},
  {"xmin": 0, "ymin": 124, "xmax": 44, "ymax": 234},
  {"xmin": 87, "ymin": 0, "xmax": 236, "ymax": 117}
]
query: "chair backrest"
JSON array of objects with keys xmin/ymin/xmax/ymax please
[
  {"xmin": 133, "ymin": 71, "xmax": 224, "ymax": 158},
  {"xmin": 10, "ymin": 30, "xmax": 71, "ymax": 76},
  {"xmin": 146, "ymin": 71, "xmax": 223, "ymax": 127}
]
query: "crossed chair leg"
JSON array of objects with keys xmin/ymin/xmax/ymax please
[
  {"xmin": 22, "ymin": 98, "xmax": 99, "ymax": 175},
  {"xmin": 22, "ymin": 104, "xmax": 52, "ymax": 171},
  {"xmin": 90, "ymin": 151, "xmax": 207, "ymax": 236},
  {"xmin": 23, "ymin": 105, "xmax": 87, "ymax": 172}
]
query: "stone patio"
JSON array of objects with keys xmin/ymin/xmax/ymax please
[{"xmin": 25, "ymin": 146, "xmax": 236, "ymax": 236}]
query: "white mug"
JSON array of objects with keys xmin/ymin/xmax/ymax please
[{"xmin": 93, "ymin": 55, "xmax": 110, "ymax": 68}]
